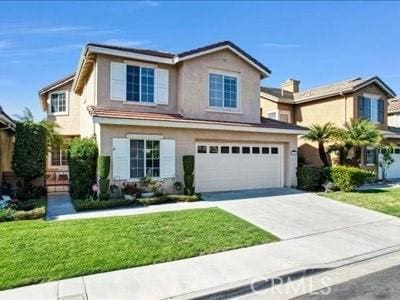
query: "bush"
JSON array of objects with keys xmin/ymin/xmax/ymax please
[
  {"xmin": 297, "ymin": 166, "xmax": 325, "ymax": 191},
  {"xmin": 99, "ymin": 178, "xmax": 110, "ymax": 194},
  {"xmin": 12, "ymin": 122, "xmax": 47, "ymax": 200},
  {"xmin": 73, "ymin": 198, "xmax": 136, "ymax": 211},
  {"xmin": 14, "ymin": 207, "xmax": 45, "ymax": 220},
  {"xmin": 31, "ymin": 186, "xmax": 47, "ymax": 199},
  {"xmin": 183, "ymin": 155, "xmax": 195, "ymax": 195},
  {"xmin": 331, "ymin": 166, "xmax": 375, "ymax": 192},
  {"xmin": 69, "ymin": 138, "xmax": 98, "ymax": 199},
  {"xmin": 0, "ymin": 208, "xmax": 16, "ymax": 222},
  {"xmin": 137, "ymin": 196, "xmax": 169, "ymax": 206},
  {"xmin": 166, "ymin": 194, "xmax": 201, "ymax": 202},
  {"xmin": 97, "ymin": 155, "xmax": 110, "ymax": 179}
]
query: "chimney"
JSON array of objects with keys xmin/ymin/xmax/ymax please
[{"xmin": 281, "ymin": 79, "xmax": 300, "ymax": 93}]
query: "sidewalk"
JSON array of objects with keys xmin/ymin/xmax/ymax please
[{"xmin": 2, "ymin": 217, "xmax": 400, "ymax": 300}]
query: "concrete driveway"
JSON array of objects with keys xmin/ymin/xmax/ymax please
[{"xmin": 204, "ymin": 188, "xmax": 397, "ymax": 240}]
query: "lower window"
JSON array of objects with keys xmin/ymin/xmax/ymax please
[
  {"xmin": 130, "ymin": 139, "xmax": 160, "ymax": 178},
  {"xmin": 365, "ymin": 147, "xmax": 377, "ymax": 165},
  {"xmin": 51, "ymin": 146, "xmax": 68, "ymax": 166}
]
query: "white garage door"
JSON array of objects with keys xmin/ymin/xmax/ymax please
[
  {"xmin": 387, "ymin": 147, "xmax": 400, "ymax": 179},
  {"xmin": 195, "ymin": 143, "xmax": 284, "ymax": 193}
]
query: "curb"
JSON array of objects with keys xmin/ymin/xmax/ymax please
[{"xmin": 168, "ymin": 244, "xmax": 400, "ymax": 300}]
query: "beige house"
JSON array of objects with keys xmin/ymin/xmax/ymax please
[
  {"xmin": 0, "ymin": 106, "xmax": 16, "ymax": 183},
  {"xmin": 261, "ymin": 76, "xmax": 400, "ymax": 178},
  {"xmin": 39, "ymin": 41, "xmax": 306, "ymax": 193}
]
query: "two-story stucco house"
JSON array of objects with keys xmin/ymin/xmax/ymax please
[
  {"xmin": 39, "ymin": 41, "xmax": 306, "ymax": 193},
  {"xmin": 261, "ymin": 76, "xmax": 400, "ymax": 178},
  {"xmin": 0, "ymin": 106, "xmax": 15, "ymax": 183}
]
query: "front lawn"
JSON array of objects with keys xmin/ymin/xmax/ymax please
[
  {"xmin": 322, "ymin": 188, "xmax": 400, "ymax": 217},
  {"xmin": 0, "ymin": 208, "xmax": 278, "ymax": 290}
]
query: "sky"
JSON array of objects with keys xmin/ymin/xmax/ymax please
[{"xmin": 0, "ymin": 1, "xmax": 399, "ymax": 119}]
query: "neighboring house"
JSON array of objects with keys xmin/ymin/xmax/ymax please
[
  {"xmin": 39, "ymin": 41, "xmax": 306, "ymax": 193},
  {"xmin": 260, "ymin": 76, "xmax": 400, "ymax": 178},
  {"xmin": 388, "ymin": 97, "xmax": 400, "ymax": 127},
  {"xmin": 0, "ymin": 106, "xmax": 16, "ymax": 183}
]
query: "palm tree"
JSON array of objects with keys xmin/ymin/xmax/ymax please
[
  {"xmin": 335, "ymin": 119, "xmax": 383, "ymax": 166},
  {"xmin": 14, "ymin": 107, "xmax": 63, "ymax": 150},
  {"xmin": 302, "ymin": 122, "xmax": 337, "ymax": 167}
]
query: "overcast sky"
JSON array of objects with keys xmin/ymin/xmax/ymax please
[{"xmin": 1, "ymin": 1, "xmax": 399, "ymax": 119}]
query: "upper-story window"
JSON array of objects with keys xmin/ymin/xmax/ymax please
[
  {"xmin": 127, "ymin": 66, "xmax": 154, "ymax": 103},
  {"xmin": 209, "ymin": 73, "xmax": 238, "ymax": 109},
  {"xmin": 358, "ymin": 94, "xmax": 384, "ymax": 123},
  {"xmin": 49, "ymin": 92, "xmax": 67, "ymax": 115}
]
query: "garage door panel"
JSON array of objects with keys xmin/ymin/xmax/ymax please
[{"xmin": 195, "ymin": 143, "xmax": 283, "ymax": 192}]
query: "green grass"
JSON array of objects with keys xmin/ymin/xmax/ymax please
[
  {"xmin": 321, "ymin": 188, "xmax": 400, "ymax": 217},
  {"xmin": 0, "ymin": 208, "xmax": 278, "ymax": 290}
]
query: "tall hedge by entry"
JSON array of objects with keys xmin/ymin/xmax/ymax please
[
  {"xmin": 69, "ymin": 138, "xmax": 98, "ymax": 199},
  {"xmin": 12, "ymin": 121, "xmax": 47, "ymax": 200},
  {"xmin": 97, "ymin": 155, "xmax": 111, "ymax": 200},
  {"xmin": 183, "ymin": 155, "xmax": 195, "ymax": 195}
]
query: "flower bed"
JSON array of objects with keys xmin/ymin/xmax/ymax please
[
  {"xmin": 0, "ymin": 198, "xmax": 46, "ymax": 222},
  {"xmin": 72, "ymin": 194, "xmax": 202, "ymax": 212}
]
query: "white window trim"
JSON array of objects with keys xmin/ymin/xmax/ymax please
[
  {"xmin": 51, "ymin": 148, "xmax": 68, "ymax": 167},
  {"xmin": 48, "ymin": 90, "xmax": 69, "ymax": 116},
  {"xmin": 207, "ymin": 69, "xmax": 241, "ymax": 112},
  {"xmin": 126, "ymin": 134, "xmax": 163, "ymax": 181}
]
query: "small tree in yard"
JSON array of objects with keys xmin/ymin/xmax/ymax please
[
  {"xmin": 302, "ymin": 122, "xmax": 337, "ymax": 167},
  {"xmin": 69, "ymin": 138, "xmax": 98, "ymax": 199},
  {"xmin": 379, "ymin": 145, "xmax": 394, "ymax": 182},
  {"xmin": 12, "ymin": 108, "xmax": 61, "ymax": 200}
]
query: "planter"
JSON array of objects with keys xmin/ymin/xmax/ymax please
[
  {"xmin": 141, "ymin": 192, "xmax": 155, "ymax": 198},
  {"xmin": 123, "ymin": 194, "xmax": 136, "ymax": 201}
]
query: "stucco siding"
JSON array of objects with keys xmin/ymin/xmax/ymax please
[
  {"xmin": 0, "ymin": 130, "xmax": 14, "ymax": 178},
  {"xmin": 79, "ymin": 66, "xmax": 96, "ymax": 138},
  {"xmin": 98, "ymin": 124, "xmax": 298, "ymax": 192}
]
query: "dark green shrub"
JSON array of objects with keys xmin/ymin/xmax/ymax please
[
  {"xmin": 331, "ymin": 166, "xmax": 375, "ymax": 192},
  {"xmin": 31, "ymin": 186, "xmax": 47, "ymax": 199},
  {"xmin": 72, "ymin": 198, "xmax": 136, "ymax": 211},
  {"xmin": 183, "ymin": 156, "xmax": 194, "ymax": 174},
  {"xmin": 12, "ymin": 122, "xmax": 47, "ymax": 200},
  {"xmin": 99, "ymin": 178, "xmax": 110, "ymax": 194},
  {"xmin": 99, "ymin": 193, "xmax": 110, "ymax": 201},
  {"xmin": 297, "ymin": 166, "xmax": 324, "ymax": 191},
  {"xmin": 183, "ymin": 155, "xmax": 195, "ymax": 195},
  {"xmin": 97, "ymin": 155, "xmax": 110, "ymax": 179},
  {"xmin": 69, "ymin": 138, "xmax": 98, "ymax": 199},
  {"xmin": 0, "ymin": 208, "xmax": 16, "ymax": 222}
]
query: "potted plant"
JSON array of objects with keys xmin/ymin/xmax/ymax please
[
  {"xmin": 140, "ymin": 176, "xmax": 162, "ymax": 198},
  {"xmin": 174, "ymin": 181, "xmax": 182, "ymax": 192},
  {"xmin": 121, "ymin": 182, "xmax": 137, "ymax": 201}
]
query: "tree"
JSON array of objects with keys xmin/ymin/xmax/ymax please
[
  {"xmin": 335, "ymin": 119, "xmax": 382, "ymax": 166},
  {"xmin": 379, "ymin": 144, "xmax": 394, "ymax": 182},
  {"xmin": 302, "ymin": 122, "xmax": 337, "ymax": 167},
  {"xmin": 12, "ymin": 108, "xmax": 62, "ymax": 200}
]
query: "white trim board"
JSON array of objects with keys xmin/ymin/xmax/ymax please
[{"xmin": 93, "ymin": 116, "xmax": 307, "ymax": 135}]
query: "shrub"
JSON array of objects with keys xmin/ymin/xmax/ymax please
[
  {"xmin": 97, "ymin": 155, "xmax": 110, "ymax": 179},
  {"xmin": 99, "ymin": 178, "xmax": 110, "ymax": 194},
  {"xmin": 166, "ymin": 194, "xmax": 201, "ymax": 202},
  {"xmin": 12, "ymin": 122, "xmax": 47, "ymax": 200},
  {"xmin": 73, "ymin": 198, "xmax": 136, "ymax": 211},
  {"xmin": 69, "ymin": 138, "xmax": 98, "ymax": 199},
  {"xmin": 0, "ymin": 208, "xmax": 16, "ymax": 222},
  {"xmin": 331, "ymin": 165, "xmax": 375, "ymax": 192},
  {"xmin": 137, "ymin": 195, "xmax": 169, "ymax": 206},
  {"xmin": 297, "ymin": 166, "xmax": 325, "ymax": 191},
  {"xmin": 183, "ymin": 155, "xmax": 195, "ymax": 195},
  {"xmin": 14, "ymin": 207, "xmax": 46, "ymax": 220},
  {"xmin": 140, "ymin": 177, "xmax": 162, "ymax": 194}
]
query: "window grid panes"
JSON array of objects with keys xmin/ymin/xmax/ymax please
[
  {"xmin": 50, "ymin": 92, "xmax": 66, "ymax": 113},
  {"xmin": 51, "ymin": 146, "xmax": 68, "ymax": 166},
  {"xmin": 197, "ymin": 145, "xmax": 207, "ymax": 153},
  {"xmin": 209, "ymin": 73, "xmax": 238, "ymax": 109},
  {"xmin": 126, "ymin": 66, "xmax": 154, "ymax": 103},
  {"xmin": 242, "ymin": 147, "xmax": 250, "ymax": 154},
  {"xmin": 130, "ymin": 140, "xmax": 145, "ymax": 178},
  {"xmin": 221, "ymin": 146, "xmax": 230, "ymax": 154},
  {"xmin": 271, "ymin": 147, "xmax": 279, "ymax": 154},
  {"xmin": 209, "ymin": 146, "xmax": 219, "ymax": 154},
  {"xmin": 145, "ymin": 140, "xmax": 160, "ymax": 177}
]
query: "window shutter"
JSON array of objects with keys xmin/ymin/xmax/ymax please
[
  {"xmin": 378, "ymin": 99, "xmax": 384, "ymax": 123},
  {"xmin": 358, "ymin": 96, "xmax": 365, "ymax": 119},
  {"xmin": 110, "ymin": 62, "xmax": 127, "ymax": 101},
  {"xmin": 160, "ymin": 139, "xmax": 175, "ymax": 178},
  {"xmin": 155, "ymin": 68, "xmax": 169, "ymax": 105},
  {"xmin": 112, "ymin": 138, "xmax": 130, "ymax": 180}
]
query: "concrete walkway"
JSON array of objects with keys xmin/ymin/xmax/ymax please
[
  {"xmin": 46, "ymin": 192, "xmax": 76, "ymax": 220},
  {"xmin": 3, "ymin": 189, "xmax": 400, "ymax": 299}
]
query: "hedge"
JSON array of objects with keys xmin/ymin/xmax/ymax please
[
  {"xmin": 0, "ymin": 198, "xmax": 46, "ymax": 222},
  {"xmin": 69, "ymin": 138, "xmax": 98, "ymax": 199},
  {"xmin": 166, "ymin": 194, "xmax": 201, "ymax": 202},
  {"xmin": 72, "ymin": 199, "xmax": 136, "ymax": 211},
  {"xmin": 297, "ymin": 166, "xmax": 325, "ymax": 191},
  {"xmin": 331, "ymin": 165, "xmax": 375, "ymax": 192}
]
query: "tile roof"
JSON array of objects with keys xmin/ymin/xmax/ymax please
[
  {"xmin": 261, "ymin": 76, "xmax": 396, "ymax": 104},
  {"xmin": 86, "ymin": 43, "xmax": 175, "ymax": 58},
  {"xmin": 87, "ymin": 106, "xmax": 306, "ymax": 132},
  {"xmin": 388, "ymin": 97, "xmax": 400, "ymax": 114},
  {"xmin": 38, "ymin": 73, "xmax": 75, "ymax": 94},
  {"xmin": 260, "ymin": 86, "xmax": 294, "ymax": 102}
]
